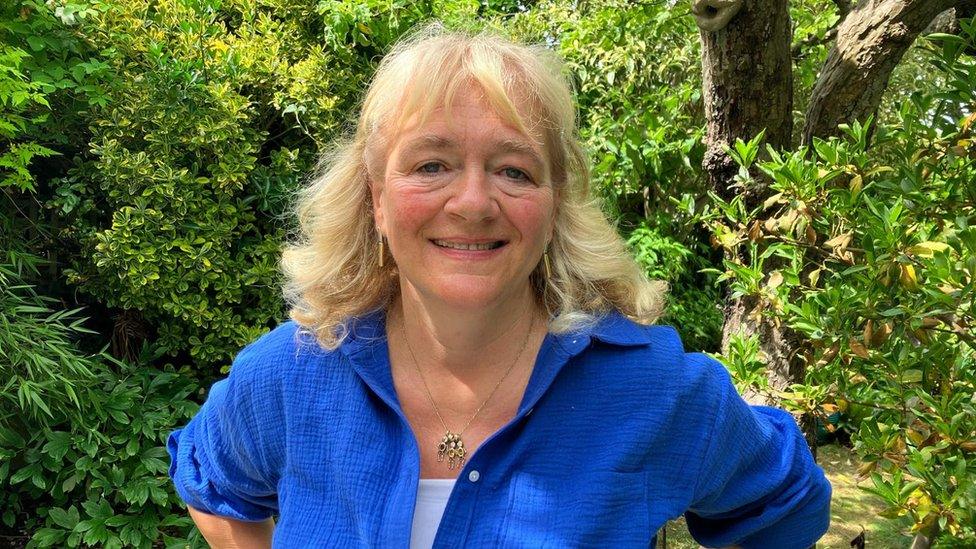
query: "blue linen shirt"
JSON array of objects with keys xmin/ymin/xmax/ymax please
[{"xmin": 168, "ymin": 310, "xmax": 831, "ymax": 548}]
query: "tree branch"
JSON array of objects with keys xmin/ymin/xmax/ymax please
[
  {"xmin": 802, "ymin": 0, "xmax": 976, "ymax": 146},
  {"xmin": 833, "ymin": 0, "xmax": 852, "ymax": 19}
]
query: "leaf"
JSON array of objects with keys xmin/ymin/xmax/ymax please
[
  {"xmin": 767, "ymin": 271, "xmax": 784, "ymax": 289},
  {"xmin": 10, "ymin": 463, "xmax": 40, "ymax": 485},
  {"xmin": 824, "ymin": 232, "xmax": 852, "ymax": 249},
  {"xmin": 42, "ymin": 431, "xmax": 72, "ymax": 461},
  {"xmin": 48, "ymin": 506, "xmax": 79, "ymax": 529},
  {"xmin": 26, "ymin": 36, "xmax": 46, "ymax": 52},
  {"xmin": 907, "ymin": 241, "xmax": 951, "ymax": 257},
  {"xmin": 104, "ymin": 515, "xmax": 128, "ymax": 527},
  {"xmin": 762, "ymin": 192, "xmax": 784, "ymax": 210},
  {"xmin": 807, "ymin": 268, "xmax": 822, "ymax": 288},
  {"xmin": 899, "ymin": 264, "xmax": 919, "ymax": 290},
  {"xmin": 30, "ymin": 528, "xmax": 65, "ymax": 547},
  {"xmin": 902, "ymin": 369, "xmax": 924, "ymax": 383},
  {"xmin": 849, "ymin": 340, "xmax": 870, "ymax": 359}
]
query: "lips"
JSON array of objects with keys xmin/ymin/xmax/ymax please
[{"xmin": 431, "ymin": 239, "xmax": 507, "ymax": 251}]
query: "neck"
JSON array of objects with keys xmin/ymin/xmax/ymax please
[{"xmin": 391, "ymin": 283, "xmax": 543, "ymax": 378}]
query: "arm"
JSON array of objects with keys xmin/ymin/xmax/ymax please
[
  {"xmin": 683, "ymin": 353, "xmax": 831, "ymax": 549},
  {"xmin": 188, "ymin": 505, "xmax": 275, "ymax": 549},
  {"xmin": 168, "ymin": 344, "xmax": 285, "ymax": 536}
]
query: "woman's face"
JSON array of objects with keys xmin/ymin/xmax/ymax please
[{"xmin": 371, "ymin": 87, "xmax": 555, "ymax": 312}]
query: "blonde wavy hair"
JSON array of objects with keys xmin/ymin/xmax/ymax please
[{"xmin": 281, "ymin": 24, "xmax": 666, "ymax": 350}]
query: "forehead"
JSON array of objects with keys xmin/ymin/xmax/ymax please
[{"xmin": 390, "ymin": 87, "xmax": 547, "ymax": 157}]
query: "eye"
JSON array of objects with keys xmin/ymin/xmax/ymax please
[
  {"xmin": 417, "ymin": 162, "xmax": 445, "ymax": 175},
  {"xmin": 502, "ymin": 167, "xmax": 531, "ymax": 182}
]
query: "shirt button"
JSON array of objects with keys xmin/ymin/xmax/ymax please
[{"xmin": 468, "ymin": 470, "xmax": 481, "ymax": 483}]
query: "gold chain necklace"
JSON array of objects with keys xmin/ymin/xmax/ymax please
[{"xmin": 398, "ymin": 311, "xmax": 535, "ymax": 470}]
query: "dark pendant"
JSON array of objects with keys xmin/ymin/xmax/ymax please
[{"xmin": 437, "ymin": 431, "xmax": 466, "ymax": 470}]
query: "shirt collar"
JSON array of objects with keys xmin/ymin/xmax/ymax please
[
  {"xmin": 586, "ymin": 310, "xmax": 654, "ymax": 347},
  {"xmin": 336, "ymin": 308, "xmax": 653, "ymax": 415}
]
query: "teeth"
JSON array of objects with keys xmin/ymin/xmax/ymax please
[{"xmin": 433, "ymin": 240, "xmax": 501, "ymax": 251}]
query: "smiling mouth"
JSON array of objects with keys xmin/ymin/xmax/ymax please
[{"xmin": 431, "ymin": 239, "xmax": 507, "ymax": 251}]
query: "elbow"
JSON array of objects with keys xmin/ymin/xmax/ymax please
[{"xmin": 188, "ymin": 505, "xmax": 275, "ymax": 549}]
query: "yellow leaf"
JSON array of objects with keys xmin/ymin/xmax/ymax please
[
  {"xmin": 849, "ymin": 174, "xmax": 862, "ymax": 194},
  {"xmin": 871, "ymin": 321, "xmax": 892, "ymax": 347},
  {"xmin": 902, "ymin": 369, "xmax": 923, "ymax": 383},
  {"xmin": 805, "ymin": 224, "xmax": 817, "ymax": 244},
  {"xmin": 767, "ymin": 271, "xmax": 784, "ymax": 289},
  {"xmin": 857, "ymin": 460, "xmax": 876, "ymax": 477},
  {"xmin": 763, "ymin": 192, "xmax": 784, "ymax": 210},
  {"xmin": 778, "ymin": 209, "xmax": 799, "ymax": 233},
  {"xmin": 863, "ymin": 319, "xmax": 874, "ymax": 347},
  {"xmin": 907, "ymin": 241, "xmax": 951, "ymax": 257},
  {"xmin": 718, "ymin": 231, "xmax": 739, "ymax": 249},
  {"xmin": 808, "ymin": 268, "xmax": 822, "ymax": 288},
  {"xmin": 962, "ymin": 112, "xmax": 976, "ymax": 133},
  {"xmin": 906, "ymin": 428, "xmax": 926, "ymax": 446},
  {"xmin": 900, "ymin": 264, "xmax": 919, "ymax": 290},
  {"xmin": 748, "ymin": 220, "xmax": 762, "ymax": 242}
]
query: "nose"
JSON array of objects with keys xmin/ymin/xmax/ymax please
[{"xmin": 443, "ymin": 166, "xmax": 499, "ymax": 222}]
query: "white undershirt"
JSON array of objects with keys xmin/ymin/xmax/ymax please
[{"xmin": 410, "ymin": 479, "xmax": 456, "ymax": 549}]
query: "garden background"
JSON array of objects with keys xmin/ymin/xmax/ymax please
[{"xmin": 1, "ymin": 0, "xmax": 974, "ymax": 547}]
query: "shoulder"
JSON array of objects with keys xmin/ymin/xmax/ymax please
[
  {"xmin": 229, "ymin": 320, "xmax": 341, "ymax": 380},
  {"xmin": 589, "ymin": 312, "xmax": 729, "ymax": 392}
]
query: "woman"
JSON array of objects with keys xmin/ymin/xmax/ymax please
[{"xmin": 168, "ymin": 26, "xmax": 831, "ymax": 548}]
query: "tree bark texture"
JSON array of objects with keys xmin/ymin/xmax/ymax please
[
  {"xmin": 695, "ymin": 0, "xmax": 799, "ymax": 408},
  {"xmin": 701, "ymin": 0, "xmax": 793, "ymax": 202},
  {"xmin": 802, "ymin": 0, "xmax": 976, "ymax": 144},
  {"xmin": 697, "ymin": 0, "xmax": 793, "ymax": 203}
]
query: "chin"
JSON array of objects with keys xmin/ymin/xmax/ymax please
[{"xmin": 424, "ymin": 277, "xmax": 529, "ymax": 311}]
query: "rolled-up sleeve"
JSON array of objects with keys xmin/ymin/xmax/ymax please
[
  {"xmin": 167, "ymin": 348, "xmax": 281, "ymax": 521},
  {"xmin": 684, "ymin": 354, "xmax": 832, "ymax": 549}
]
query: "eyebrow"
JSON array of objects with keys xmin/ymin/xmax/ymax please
[
  {"xmin": 496, "ymin": 139, "xmax": 545, "ymax": 168},
  {"xmin": 397, "ymin": 134, "xmax": 546, "ymax": 169},
  {"xmin": 396, "ymin": 134, "xmax": 455, "ymax": 160}
]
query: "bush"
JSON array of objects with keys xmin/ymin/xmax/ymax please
[{"xmin": 707, "ymin": 20, "xmax": 976, "ymax": 542}]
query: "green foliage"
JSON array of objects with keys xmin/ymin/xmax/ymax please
[
  {"xmin": 512, "ymin": 1, "xmax": 722, "ymax": 351},
  {"xmin": 0, "ymin": 255, "xmax": 96, "ymax": 428},
  {"xmin": 626, "ymin": 220, "xmax": 723, "ymax": 350},
  {"xmin": 514, "ymin": 0, "xmax": 705, "ymax": 214},
  {"xmin": 6, "ymin": 356, "xmax": 204, "ymax": 548},
  {"xmin": 45, "ymin": 0, "xmax": 522, "ymax": 367},
  {"xmin": 708, "ymin": 19, "xmax": 976, "ymax": 541},
  {"xmin": 711, "ymin": 333, "xmax": 769, "ymax": 395},
  {"xmin": 0, "ymin": 44, "xmax": 58, "ymax": 191},
  {"xmin": 0, "ymin": 247, "xmax": 203, "ymax": 546},
  {"xmin": 4, "ymin": 0, "xmax": 974, "ymax": 544},
  {"xmin": 789, "ymin": 0, "xmax": 841, "ymax": 138}
]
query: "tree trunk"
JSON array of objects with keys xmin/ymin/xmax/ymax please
[
  {"xmin": 802, "ymin": 0, "xmax": 976, "ymax": 144},
  {"xmin": 696, "ymin": 0, "xmax": 793, "ymax": 204},
  {"xmin": 694, "ymin": 0, "xmax": 800, "ymax": 409}
]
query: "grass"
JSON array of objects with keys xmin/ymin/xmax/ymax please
[{"xmin": 659, "ymin": 444, "xmax": 915, "ymax": 548}]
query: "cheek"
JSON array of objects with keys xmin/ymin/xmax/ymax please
[
  {"xmin": 512, "ymin": 196, "xmax": 555, "ymax": 243},
  {"xmin": 384, "ymin": 188, "xmax": 441, "ymax": 235}
]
